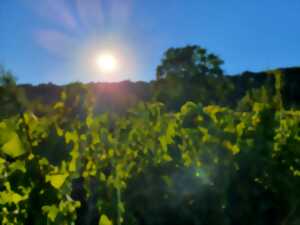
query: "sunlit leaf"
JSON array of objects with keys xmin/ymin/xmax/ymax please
[
  {"xmin": 1, "ymin": 132, "xmax": 25, "ymax": 158},
  {"xmin": 9, "ymin": 160, "xmax": 26, "ymax": 173},
  {"xmin": 99, "ymin": 214, "xmax": 113, "ymax": 225},
  {"xmin": 46, "ymin": 174, "xmax": 68, "ymax": 189},
  {"xmin": 42, "ymin": 205, "xmax": 59, "ymax": 222}
]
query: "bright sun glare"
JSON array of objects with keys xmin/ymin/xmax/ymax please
[{"xmin": 96, "ymin": 53, "xmax": 118, "ymax": 73}]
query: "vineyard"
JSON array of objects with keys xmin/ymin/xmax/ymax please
[{"xmin": 0, "ymin": 73, "xmax": 299, "ymax": 225}]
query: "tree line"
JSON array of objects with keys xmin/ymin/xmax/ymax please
[{"xmin": 1, "ymin": 45, "xmax": 300, "ymax": 118}]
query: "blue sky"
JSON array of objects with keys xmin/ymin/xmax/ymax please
[{"xmin": 0, "ymin": 0, "xmax": 299, "ymax": 84}]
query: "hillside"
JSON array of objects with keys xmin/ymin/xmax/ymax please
[
  {"xmin": 231, "ymin": 67, "xmax": 300, "ymax": 108},
  {"xmin": 18, "ymin": 67, "xmax": 300, "ymax": 114},
  {"xmin": 20, "ymin": 81, "xmax": 152, "ymax": 114}
]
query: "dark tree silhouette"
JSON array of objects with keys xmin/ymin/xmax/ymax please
[
  {"xmin": 0, "ymin": 65, "xmax": 27, "ymax": 118},
  {"xmin": 153, "ymin": 45, "xmax": 232, "ymax": 110},
  {"xmin": 156, "ymin": 45, "xmax": 224, "ymax": 80}
]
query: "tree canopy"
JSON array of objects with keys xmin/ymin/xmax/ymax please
[
  {"xmin": 156, "ymin": 45, "xmax": 224, "ymax": 80},
  {"xmin": 154, "ymin": 45, "xmax": 232, "ymax": 110}
]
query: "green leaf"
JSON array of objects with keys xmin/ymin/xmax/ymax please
[
  {"xmin": 56, "ymin": 126, "xmax": 64, "ymax": 137},
  {"xmin": 162, "ymin": 154, "xmax": 172, "ymax": 162},
  {"xmin": 86, "ymin": 115, "xmax": 93, "ymax": 127},
  {"xmin": 54, "ymin": 102, "xmax": 64, "ymax": 109},
  {"xmin": 0, "ymin": 157, "xmax": 5, "ymax": 173},
  {"xmin": 9, "ymin": 160, "xmax": 26, "ymax": 173},
  {"xmin": 0, "ymin": 191, "xmax": 24, "ymax": 204},
  {"xmin": 182, "ymin": 152, "xmax": 192, "ymax": 167},
  {"xmin": 11, "ymin": 192, "xmax": 23, "ymax": 204},
  {"xmin": 0, "ymin": 182, "xmax": 28, "ymax": 205},
  {"xmin": 294, "ymin": 170, "xmax": 300, "ymax": 176},
  {"xmin": 1, "ymin": 132, "xmax": 25, "ymax": 158},
  {"xmin": 236, "ymin": 122, "xmax": 245, "ymax": 137},
  {"xmin": 99, "ymin": 214, "xmax": 113, "ymax": 225},
  {"xmin": 42, "ymin": 205, "xmax": 59, "ymax": 222},
  {"xmin": 223, "ymin": 141, "xmax": 240, "ymax": 155},
  {"xmin": 99, "ymin": 172, "xmax": 106, "ymax": 181},
  {"xmin": 65, "ymin": 131, "xmax": 78, "ymax": 144},
  {"xmin": 46, "ymin": 174, "xmax": 68, "ymax": 189}
]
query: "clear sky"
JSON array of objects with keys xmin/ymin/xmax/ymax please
[{"xmin": 0, "ymin": 0, "xmax": 300, "ymax": 84}]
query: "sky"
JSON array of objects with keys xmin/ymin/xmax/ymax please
[{"xmin": 0, "ymin": 0, "xmax": 300, "ymax": 84}]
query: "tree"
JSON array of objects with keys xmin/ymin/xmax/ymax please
[
  {"xmin": 0, "ymin": 65, "xmax": 16, "ymax": 86},
  {"xmin": 153, "ymin": 46, "xmax": 232, "ymax": 110},
  {"xmin": 156, "ymin": 45, "xmax": 224, "ymax": 80},
  {"xmin": 0, "ymin": 65, "xmax": 27, "ymax": 118}
]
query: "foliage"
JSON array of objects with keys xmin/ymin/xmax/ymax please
[
  {"xmin": 0, "ymin": 72, "xmax": 299, "ymax": 225},
  {"xmin": 7, "ymin": 65, "xmax": 300, "ymax": 114},
  {"xmin": 0, "ymin": 66, "xmax": 27, "ymax": 119},
  {"xmin": 153, "ymin": 45, "xmax": 234, "ymax": 110},
  {"xmin": 156, "ymin": 45, "xmax": 224, "ymax": 80}
]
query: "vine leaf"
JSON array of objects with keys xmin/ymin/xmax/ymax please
[
  {"xmin": 9, "ymin": 160, "xmax": 26, "ymax": 173},
  {"xmin": 1, "ymin": 132, "xmax": 25, "ymax": 158},
  {"xmin": 99, "ymin": 214, "xmax": 113, "ymax": 225},
  {"xmin": 42, "ymin": 205, "xmax": 59, "ymax": 222},
  {"xmin": 46, "ymin": 174, "xmax": 68, "ymax": 189}
]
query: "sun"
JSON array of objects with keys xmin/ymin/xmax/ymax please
[{"xmin": 96, "ymin": 53, "xmax": 118, "ymax": 73}]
